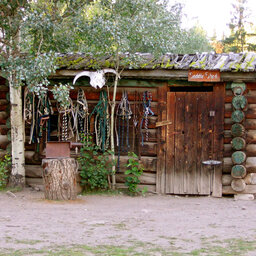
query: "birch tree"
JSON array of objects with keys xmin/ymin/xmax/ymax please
[
  {"xmin": 0, "ymin": 0, "xmax": 87, "ymax": 187},
  {"xmin": 74, "ymin": 0, "xmax": 211, "ymax": 188}
]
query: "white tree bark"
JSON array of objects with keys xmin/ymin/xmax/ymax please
[{"xmin": 8, "ymin": 77, "xmax": 25, "ymax": 187}]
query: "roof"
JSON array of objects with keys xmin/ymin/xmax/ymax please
[{"xmin": 57, "ymin": 52, "xmax": 256, "ymax": 72}]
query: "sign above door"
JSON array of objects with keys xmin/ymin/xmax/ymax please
[{"xmin": 188, "ymin": 70, "xmax": 220, "ymax": 82}]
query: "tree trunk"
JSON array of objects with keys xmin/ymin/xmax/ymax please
[
  {"xmin": 231, "ymin": 178, "xmax": 246, "ymax": 192},
  {"xmin": 42, "ymin": 158, "xmax": 78, "ymax": 200},
  {"xmin": 8, "ymin": 79, "xmax": 25, "ymax": 187}
]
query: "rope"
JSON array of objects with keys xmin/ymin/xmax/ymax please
[
  {"xmin": 115, "ymin": 91, "xmax": 132, "ymax": 171},
  {"xmin": 24, "ymin": 87, "xmax": 35, "ymax": 144},
  {"xmin": 90, "ymin": 90, "xmax": 110, "ymax": 151}
]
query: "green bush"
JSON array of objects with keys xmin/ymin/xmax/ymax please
[
  {"xmin": 78, "ymin": 136, "xmax": 113, "ymax": 191},
  {"xmin": 125, "ymin": 152, "xmax": 146, "ymax": 196},
  {"xmin": 0, "ymin": 154, "xmax": 11, "ymax": 189}
]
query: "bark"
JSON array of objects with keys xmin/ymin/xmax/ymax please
[
  {"xmin": 110, "ymin": 73, "xmax": 119, "ymax": 189},
  {"xmin": 42, "ymin": 158, "xmax": 78, "ymax": 200},
  {"xmin": 8, "ymin": 78, "xmax": 25, "ymax": 187}
]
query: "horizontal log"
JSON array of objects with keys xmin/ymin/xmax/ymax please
[
  {"xmin": 0, "ymin": 125, "xmax": 9, "ymax": 135},
  {"xmin": 25, "ymin": 151, "xmax": 42, "ymax": 165},
  {"xmin": 224, "ymin": 157, "xmax": 256, "ymax": 173},
  {"xmin": 116, "ymin": 172, "xmax": 156, "ymax": 185},
  {"xmin": 223, "ymin": 173, "xmax": 256, "ymax": 185},
  {"xmin": 140, "ymin": 142, "xmax": 157, "ymax": 156},
  {"xmin": 25, "ymin": 165, "xmax": 43, "ymax": 178},
  {"xmin": 0, "ymin": 111, "xmax": 8, "ymax": 121},
  {"xmin": 222, "ymin": 185, "xmax": 256, "ymax": 195},
  {"xmin": 222, "ymin": 174, "xmax": 232, "ymax": 186},
  {"xmin": 116, "ymin": 182, "xmax": 156, "ymax": 193},
  {"xmin": 117, "ymin": 156, "xmax": 157, "ymax": 172},
  {"xmin": 226, "ymin": 95, "xmax": 256, "ymax": 104},
  {"xmin": 224, "ymin": 144, "xmax": 256, "ymax": 157},
  {"xmin": 0, "ymin": 135, "xmax": 9, "ymax": 150},
  {"xmin": 244, "ymin": 173, "xmax": 256, "ymax": 185},
  {"xmin": 49, "ymin": 87, "xmax": 158, "ymax": 102}
]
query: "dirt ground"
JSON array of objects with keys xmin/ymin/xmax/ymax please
[{"xmin": 1, "ymin": 188, "xmax": 256, "ymax": 255}]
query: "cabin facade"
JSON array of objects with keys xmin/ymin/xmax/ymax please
[{"xmin": 1, "ymin": 52, "xmax": 256, "ymax": 197}]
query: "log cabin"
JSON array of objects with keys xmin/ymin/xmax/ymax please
[{"xmin": 2, "ymin": 52, "xmax": 256, "ymax": 197}]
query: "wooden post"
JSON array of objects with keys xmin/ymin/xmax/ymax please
[{"xmin": 42, "ymin": 158, "xmax": 78, "ymax": 200}]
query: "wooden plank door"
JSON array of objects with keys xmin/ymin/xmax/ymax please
[{"xmin": 166, "ymin": 91, "xmax": 218, "ymax": 195}]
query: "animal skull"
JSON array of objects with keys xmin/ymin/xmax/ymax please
[{"xmin": 73, "ymin": 69, "xmax": 120, "ymax": 89}]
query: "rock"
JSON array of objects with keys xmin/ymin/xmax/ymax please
[
  {"xmin": 234, "ymin": 194, "xmax": 254, "ymax": 201},
  {"xmin": 6, "ymin": 191, "xmax": 16, "ymax": 198}
]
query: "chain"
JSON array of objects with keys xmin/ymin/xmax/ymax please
[{"xmin": 141, "ymin": 91, "xmax": 154, "ymax": 146}]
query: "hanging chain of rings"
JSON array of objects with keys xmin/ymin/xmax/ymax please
[
  {"xmin": 141, "ymin": 91, "xmax": 154, "ymax": 146},
  {"xmin": 57, "ymin": 98, "xmax": 74, "ymax": 141},
  {"xmin": 76, "ymin": 88, "xmax": 89, "ymax": 142}
]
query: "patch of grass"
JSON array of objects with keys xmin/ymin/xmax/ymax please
[
  {"xmin": 113, "ymin": 222, "xmax": 127, "ymax": 230},
  {"xmin": 0, "ymin": 238, "xmax": 256, "ymax": 256},
  {"xmin": 14, "ymin": 239, "xmax": 42, "ymax": 245},
  {"xmin": 80, "ymin": 189, "xmax": 123, "ymax": 196}
]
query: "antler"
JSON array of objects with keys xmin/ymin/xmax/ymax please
[
  {"xmin": 103, "ymin": 68, "xmax": 120, "ymax": 79},
  {"xmin": 73, "ymin": 71, "xmax": 92, "ymax": 85}
]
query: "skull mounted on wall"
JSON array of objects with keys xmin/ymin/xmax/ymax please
[{"xmin": 73, "ymin": 69, "xmax": 120, "ymax": 89}]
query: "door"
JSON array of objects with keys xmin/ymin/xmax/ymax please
[{"xmin": 166, "ymin": 90, "xmax": 219, "ymax": 195}]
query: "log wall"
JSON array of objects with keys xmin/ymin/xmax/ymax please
[
  {"xmin": 22, "ymin": 80, "xmax": 160, "ymax": 193},
  {"xmin": 223, "ymin": 82, "xmax": 256, "ymax": 194}
]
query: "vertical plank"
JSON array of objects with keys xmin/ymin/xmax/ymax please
[
  {"xmin": 212, "ymin": 83, "xmax": 225, "ymax": 197},
  {"xmin": 165, "ymin": 92, "xmax": 175, "ymax": 193},
  {"xmin": 185, "ymin": 93, "xmax": 198, "ymax": 194},
  {"xmin": 174, "ymin": 92, "xmax": 185, "ymax": 194},
  {"xmin": 156, "ymin": 84, "xmax": 168, "ymax": 194},
  {"xmin": 198, "ymin": 92, "xmax": 212, "ymax": 195}
]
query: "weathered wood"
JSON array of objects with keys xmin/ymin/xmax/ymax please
[
  {"xmin": 156, "ymin": 84, "xmax": 168, "ymax": 193},
  {"xmin": 116, "ymin": 182, "xmax": 156, "ymax": 193},
  {"xmin": 234, "ymin": 194, "xmax": 254, "ymax": 200},
  {"xmin": 231, "ymin": 137, "xmax": 246, "ymax": 150},
  {"xmin": 0, "ymin": 135, "xmax": 9, "ymax": 150},
  {"xmin": 116, "ymin": 172, "xmax": 156, "ymax": 185},
  {"xmin": 231, "ymin": 110, "xmax": 245, "ymax": 123},
  {"xmin": 231, "ymin": 178, "xmax": 246, "ymax": 192},
  {"xmin": 244, "ymin": 173, "xmax": 256, "ymax": 185},
  {"xmin": 231, "ymin": 165, "xmax": 246, "ymax": 178},
  {"xmin": 42, "ymin": 158, "xmax": 78, "ymax": 200},
  {"xmin": 212, "ymin": 84, "xmax": 224, "ymax": 197},
  {"xmin": 118, "ymin": 156, "xmax": 157, "ymax": 172},
  {"xmin": 199, "ymin": 92, "xmax": 213, "ymax": 195},
  {"xmin": 232, "ymin": 151, "xmax": 246, "ymax": 164},
  {"xmin": 222, "ymin": 174, "xmax": 232, "ymax": 186},
  {"xmin": 223, "ymin": 184, "xmax": 256, "ymax": 194},
  {"xmin": 231, "ymin": 82, "xmax": 246, "ymax": 95},
  {"xmin": 185, "ymin": 92, "xmax": 198, "ymax": 194},
  {"xmin": 231, "ymin": 123, "xmax": 245, "ymax": 137},
  {"xmin": 165, "ymin": 91, "xmax": 175, "ymax": 194},
  {"xmin": 25, "ymin": 165, "xmax": 43, "ymax": 178},
  {"xmin": 232, "ymin": 95, "xmax": 247, "ymax": 110},
  {"xmin": 173, "ymin": 92, "xmax": 185, "ymax": 194}
]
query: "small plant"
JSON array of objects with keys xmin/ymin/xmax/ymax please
[
  {"xmin": 78, "ymin": 136, "xmax": 113, "ymax": 191},
  {"xmin": 0, "ymin": 154, "xmax": 11, "ymax": 189},
  {"xmin": 125, "ymin": 152, "xmax": 146, "ymax": 196}
]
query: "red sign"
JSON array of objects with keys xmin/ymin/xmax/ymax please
[{"xmin": 188, "ymin": 70, "xmax": 220, "ymax": 82}]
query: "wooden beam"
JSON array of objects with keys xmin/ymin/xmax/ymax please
[{"xmin": 52, "ymin": 69, "xmax": 256, "ymax": 82}]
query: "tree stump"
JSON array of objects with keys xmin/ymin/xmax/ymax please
[{"xmin": 42, "ymin": 158, "xmax": 78, "ymax": 200}]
